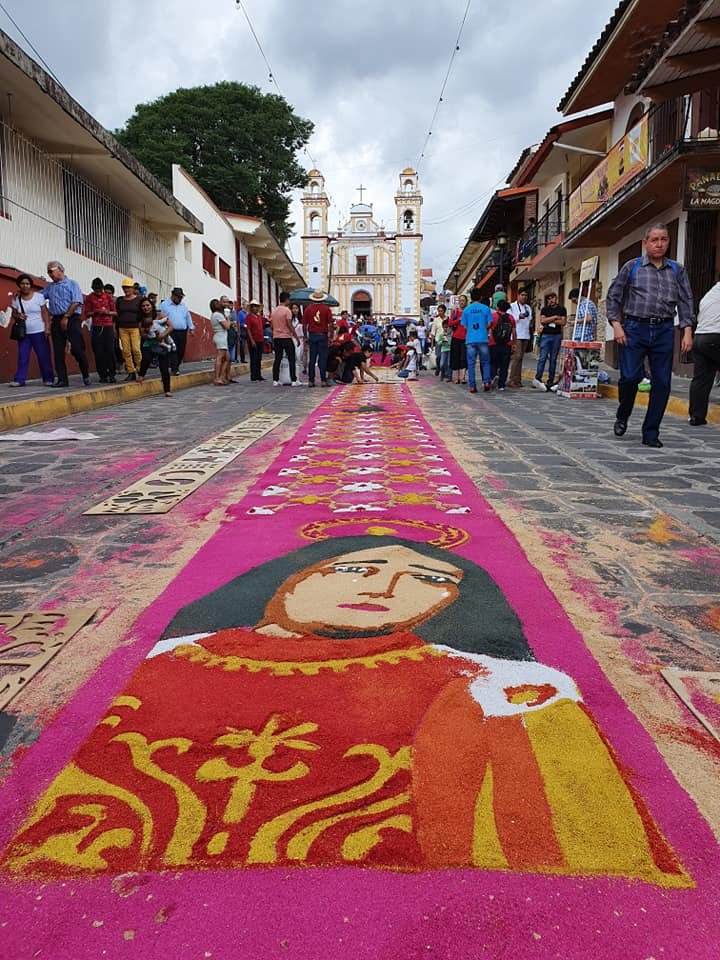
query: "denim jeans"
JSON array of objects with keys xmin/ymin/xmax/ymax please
[
  {"xmin": 536, "ymin": 334, "xmax": 562, "ymax": 384},
  {"xmin": 465, "ymin": 341, "xmax": 491, "ymax": 389},
  {"xmin": 617, "ymin": 319, "xmax": 675, "ymax": 441},
  {"xmin": 308, "ymin": 333, "xmax": 328, "ymax": 383},
  {"xmin": 439, "ymin": 351, "xmax": 451, "ymax": 379}
]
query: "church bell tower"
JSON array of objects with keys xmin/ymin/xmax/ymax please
[
  {"xmin": 394, "ymin": 168, "xmax": 423, "ymax": 316},
  {"xmin": 301, "ymin": 170, "xmax": 330, "ymax": 290}
]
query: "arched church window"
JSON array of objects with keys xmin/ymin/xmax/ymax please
[
  {"xmin": 404, "ymin": 179, "xmax": 414, "ymax": 193},
  {"xmin": 309, "ymin": 212, "xmax": 321, "ymax": 234},
  {"xmin": 310, "ymin": 181, "xmax": 319, "ymax": 194},
  {"xmin": 403, "ymin": 209, "xmax": 415, "ymax": 231}
]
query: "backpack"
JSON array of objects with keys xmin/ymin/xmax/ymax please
[
  {"xmin": 629, "ymin": 257, "xmax": 679, "ymax": 283},
  {"xmin": 493, "ymin": 313, "xmax": 513, "ymax": 345}
]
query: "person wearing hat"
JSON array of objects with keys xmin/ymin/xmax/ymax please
[
  {"xmin": 160, "ymin": 288, "xmax": 195, "ymax": 374},
  {"xmin": 245, "ymin": 299, "xmax": 265, "ymax": 382},
  {"xmin": 115, "ymin": 277, "xmax": 142, "ymax": 381},
  {"xmin": 492, "ymin": 284, "xmax": 506, "ymax": 310},
  {"xmin": 302, "ymin": 289, "xmax": 334, "ymax": 387}
]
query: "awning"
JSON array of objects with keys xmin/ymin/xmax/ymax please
[{"xmin": 469, "ymin": 188, "xmax": 535, "ymax": 243}]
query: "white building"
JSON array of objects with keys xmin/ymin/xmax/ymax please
[
  {"xmin": 301, "ymin": 169, "xmax": 423, "ymax": 317},
  {"xmin": 0, "ymin": 27, "xmax": 302, "ymax": 380}
]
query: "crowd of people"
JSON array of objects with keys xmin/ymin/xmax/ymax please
[{"xmin": 4, "ymin": 224, "xmax": 720, "ymax": 446}]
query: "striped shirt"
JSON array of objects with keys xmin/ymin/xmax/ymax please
[
  {"xmin": 44, "ymin": 277, "xmax": 83, "ymax": 317},
  {"xmin": 606, "ymin": 255, "xmax": 695, "ymax": 328}
]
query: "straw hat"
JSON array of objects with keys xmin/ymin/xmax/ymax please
[{"xmin": 309, "ymin": 289, "xmax": 327, "ymax": 302}]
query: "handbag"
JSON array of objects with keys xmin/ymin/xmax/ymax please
[{"xmin": 10, "ymin": 298, "xmax": 27, "ymax": 341}]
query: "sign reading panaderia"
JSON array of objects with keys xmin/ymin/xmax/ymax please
[{"xmin": 684, "ymin": 167, "xmax": 720, "ymax": 210}]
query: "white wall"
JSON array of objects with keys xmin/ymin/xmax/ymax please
[
  {"xmin": 172, "ymin": 165, "xmax": 234, "ymax": 317},
  {"xmin": 610, "ymin": 94, "xmax": 650, "ymax": 144}
]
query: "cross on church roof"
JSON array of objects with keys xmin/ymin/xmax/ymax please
[{"xmin": 356, "ymin": 184, "xmax": 366, "ymax": 203}]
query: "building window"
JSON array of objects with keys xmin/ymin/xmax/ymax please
[
  {"xmin": 183, "ymin": 237, "xmax": 192, "ymax": 262},
  {"xmin": 356, "ymin": 255, "xmax": 367, "ymax": 275},
  {"xmin": 62, "ymin": 167, "xmax": 130, "ymax": 273},
  {"xmin": 219, "ymin": 258, "xmax": 231, "ymax": 287},
  {"xmin": 404, "ymin": 179, "xmax": 414, "ymax": 193},
  {"xmin": 403, "ymin": 209, "xmax": 415, "ymax": 231},
  {"xmin": 309, "ymin": 212, "xmax": 321, "ymax": 234},
  {"xmin": 202, "ymin": 243, "xmax": 217, "ymax": 277},
  {"xmin": 310, "ymin": 181, "xmax": 319, "ymax": 194}
]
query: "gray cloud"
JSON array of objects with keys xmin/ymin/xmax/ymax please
[{"xmin": 2, "ymin": 0, "xmax": 618, "ymax": 279}]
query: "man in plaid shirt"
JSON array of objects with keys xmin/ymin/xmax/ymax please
[{"xmin": 606, "ymin": 222, "xmax": 694, "ymax": 448}]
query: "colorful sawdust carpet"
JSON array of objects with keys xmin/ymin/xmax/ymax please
[{"xmin": 0, "ymin": 383, "xmax": 718, "ymax": 959}]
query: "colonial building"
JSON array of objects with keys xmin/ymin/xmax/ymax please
[{"xmin": 301, "ymin": 169, "xmax": 423, "ymax": 317}]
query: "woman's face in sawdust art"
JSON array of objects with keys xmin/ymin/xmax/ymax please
[{"xmin": 266, "ymin": 544, "xmax": 462, "ymax": 633}]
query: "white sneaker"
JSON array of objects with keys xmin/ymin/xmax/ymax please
[
  {"xmin": 291, "ymin": 381, "xmax": 302, "ymax": 387},
  {"xmin": 273, "ymin": 381, "xmax": 280, "ymax": 387},
  {"xmin": 550, "ymin": 382, "xmax": 559, "ymax": 393},
  {"xmin": 531, "ymin": 378, "xmax": 545, "ymax": 391}
]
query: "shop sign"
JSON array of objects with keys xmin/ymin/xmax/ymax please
[
  {"xmin": 683, "ymin": 167, "xmax": 720, "ymax": 210},
  {"xmin": 579, "ymin": 256, "xmax": 599, "ymax": 284},
  {"xmin": 568, "ymin": 115, "xmax": 649, "ymax": 231}
]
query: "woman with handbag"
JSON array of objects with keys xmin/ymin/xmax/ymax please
[{"xmin": 8, "ymin": 274, "xmax": 54, "ymax": 388}]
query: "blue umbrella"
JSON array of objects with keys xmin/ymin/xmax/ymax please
[{"xmin": 289, "ymin": 287, "xmax": 340, "ymax": 307}]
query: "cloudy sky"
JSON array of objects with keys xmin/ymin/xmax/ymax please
[{"xmin": 2, "ymin": 0, "xmax": 617, "ymax": 284}]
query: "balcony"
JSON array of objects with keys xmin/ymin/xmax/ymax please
[
  {"xmin": 565, "ymin": 90, "xmax": 720, "ymax": 246},
  {"xmin": 515, "ymin": 198, "xmax": 566, "ymax": 265}
]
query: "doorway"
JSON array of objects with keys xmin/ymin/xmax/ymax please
[{"xmin": 351, "ymin": 290, "xmax": 372, "ymax": 317}]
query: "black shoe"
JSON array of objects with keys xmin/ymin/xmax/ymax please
[
  {"xmin": 642, "ymin": 438, "xmax": 663, "ymax": 448},
  {"xmin": 108, "ymin": 377, "xmax": 117, "ymax": 384},
  {"xmin": 613, "ymin": 419, "xmax": 627, "ymax": 437},
  {"xmin": 688, "ymin": 417, "xmax": 707, "ymax": 426},
  {"xmin": 124, "ymin": 373, "xmax": 136, "ymax": 382},
  {"xmin": 99, "ymin": 376, "xmax": 108, "ymax": 384},
  {"xmin": 51, "ymin": 380, "xmax": 69, "ymax": 388},
  {"xmin": 83, "ymin": 377, "xmax": 91, "ymax": 386}
]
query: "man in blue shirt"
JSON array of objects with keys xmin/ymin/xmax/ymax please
[
  {"xmin": 159, "ymin": 288, "xmax": 194, "ymax": 374},
  {"xmin": 44, "ymin": 260, "xmax": 90, "ymax": 387},
  {"xmin": 462, "ymin": 288, "xmax": 493, "ymax": 393},
  {"xmin": 236, "ymin": 301, "xmax": 247, "ymax": 364}
]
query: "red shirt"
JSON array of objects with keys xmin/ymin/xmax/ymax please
[
  {"xmin": 303, "ymin": 303, "xmax": 333, "ymax": 335},
  {"xmin": 245, "ymin": 312, "xmax": 264, "ymax": 343},
  {"xmin": 84, "ymin": 292, "xmax": 115, "ymax": 327},
  {"xmin": 449, "ymin": 309, "xmax": 466, "ymax": 341}
]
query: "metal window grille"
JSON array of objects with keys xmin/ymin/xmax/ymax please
[{"xmin": 62, "ymin": 167, "xmax": 130, "ymax": 274}]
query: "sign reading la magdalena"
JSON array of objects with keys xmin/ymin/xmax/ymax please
[{"xmin": 684, "ymin": 167, "xmax": 720, "ymax": 210}]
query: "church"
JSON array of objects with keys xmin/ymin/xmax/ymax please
[{"xmin": 301, "ymin": 169, "xmax": 423, "ymax": 318}]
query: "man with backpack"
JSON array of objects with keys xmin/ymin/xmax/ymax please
[
  {"xmin": 606, "ymin": 222, "xmax": 694, "ymax": 448},
  {"xmin": 489, "ymin": 299, "xmax": 516, "ymax": 391}
]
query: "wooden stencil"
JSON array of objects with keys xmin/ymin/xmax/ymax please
[
  {"xmin": 661, "ymin": 668, "xmax": 720, "ymax": 744},
  {"xmin": 85, "ymin": 411, "xmax": 289, "ymax": 515},
  {"xmin": 0, "ymin": 608, "xmax": 97, "ymax": 712}
]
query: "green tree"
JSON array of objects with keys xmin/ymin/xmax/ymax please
[{"xmin": 115, "ymin": 82, "xmax": 313, "ymax": 244}]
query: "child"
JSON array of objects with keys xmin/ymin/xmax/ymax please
[
  {"xmin": 403, "ymin": 333, "xmax": 420, "ymax": 380},
  {"xmin": 438, "ymin": 318, "xmax": 452, "ymax": 381}
]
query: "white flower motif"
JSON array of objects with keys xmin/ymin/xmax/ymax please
[
  {"xmin": 333, "ymin": 504, "xmax": 387, "ymax": 514},
  {"xmin": 428, "ymin": 468, "xmax": 451, "ymax": 476},
  {"xmin": 437, "ymin": 485, "xmax": 462, "ymax": 496},
  {"xmin": 262, "ymin": 485, "xmax": 290, "ymax": 497},
  {"xmin": 290, "ymin": 455, "xmax": 309, "ymax": 462},
  {"xmin": 341, "ymin": 482, "xmax": 383, "ymax": 493},
  {"xmin": 349, "ymin": 453, "xmax": 382, "ymax": 461},
  {"xmin": 247, "ymin": 506, "xmax": 276, "ymax": 515},
  {"xmin": 347, "ymin": 467, "xmax": 383, "ymax": 475},
  {"xmin": 445, "ymin": 506, "xmax": 471, "ymax": 514},
  {"xmin": 278, "ymin": 468, "xmax": 300, "ymax": 476}
]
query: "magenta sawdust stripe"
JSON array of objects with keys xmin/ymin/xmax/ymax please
[{"xmin": 0, "ymin": 382, "xmax": 718, "ymax": 960}]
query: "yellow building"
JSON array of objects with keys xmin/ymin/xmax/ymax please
[{"xmin": 301, "ymin": 169, "xmax": 423, "ymax": 317}]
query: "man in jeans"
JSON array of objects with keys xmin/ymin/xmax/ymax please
[
  {"xmin": 533, "ymin": 292, "xmax": 566, "ymax": 391},
  {"xmin": 270, "ymin": 291, "xmax": 300, "ymax": 386},
  {"xmin": 245, "ymin": 299, "xmax": 265, "ymax": 382},
  {"xmin": 462, "ymin": 288, "xmax": 493, "ymax": 393},
  {"xmin": 303, "ymin": 290, "xmax": 334, "ymax": 387},
  {"xmin": 44, "ymin": 261, "xmax": 90, "ymax": 388},
  {"xmin": 508, "ymin": 290, "xmax": 533, "ymax": 387},
  {"xmin": 606, "ymin": 222, "xmax": 694, "ymax": 448}
]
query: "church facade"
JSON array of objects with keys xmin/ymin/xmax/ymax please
[{"xmin": 301, "ymin": 169, "xmax": 423, "ymax": 318}]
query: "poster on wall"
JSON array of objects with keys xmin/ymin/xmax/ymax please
[
  {"xmin": 557, "ymin": 340, "xmax": 602, "ymax": 399},
  {"xmin": 568, "ymin": 115, "xmax": 649, "ymax": 231},
  {"xmin": 683, "ymin": 166, "xmax": 720, "ymax": 210}
]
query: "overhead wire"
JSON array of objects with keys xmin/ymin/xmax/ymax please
[
  {"xmin": 416, "ymin": 0, "xmax": 473, "ymax": 171},
  {"xmin": 0, "ymin": 0, "xmax": 63, "ymax": 85}
]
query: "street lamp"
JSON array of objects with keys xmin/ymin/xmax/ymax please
[
  {"xmin": 495, "ymin": 230, "xmax": 508, "ymax": 290},
  {"xmin": 453, "ymin": 266, "xmax": 461, "ymax": 293}
]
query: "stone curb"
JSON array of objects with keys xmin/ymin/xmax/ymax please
[{"xmin": 0, "ymin": 361, "xmax": 260, "ymax": 432}]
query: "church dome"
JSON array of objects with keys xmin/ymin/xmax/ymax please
[
  {"xmin": 308, "ymin": 169, "xmax": 323, "ymax": 177},
  {"xmin": 401, "ymin": 167, "xmax": 416, "ymax": 175}
]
